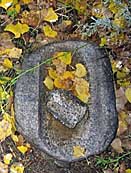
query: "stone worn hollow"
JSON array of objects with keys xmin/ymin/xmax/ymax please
[{"xmin": 14, "ymin": 41, "xmax": 118, "ymax": 162}]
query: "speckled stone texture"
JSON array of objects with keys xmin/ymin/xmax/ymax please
[
  {"xmin": 47, "ymin": 89, "xmax": 88, "ymax": 128},
  {"xmin": 14, "ymin": 41, "xmax": 118, "ymax": 163}
]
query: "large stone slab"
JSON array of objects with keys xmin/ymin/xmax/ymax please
[{"xmin": 14, "ymin": 41, "xmax": 118, "ymax": 162}]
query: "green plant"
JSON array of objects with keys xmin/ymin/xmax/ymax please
[
  {"xmin": 7, "ymin": 9, "xmax": 17, "ymax": 18},
  {"xmin": 96, "ymin": 152, "xmax": 131, "ymax": 169},
  {"xmin": 82, "ymin": 17, "xmax": 114, "ymax": 37},
  {"xmin": 81, "ymin": 1, "xmax": 131, "ymax": 37}
]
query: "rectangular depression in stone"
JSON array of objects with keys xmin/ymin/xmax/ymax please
[{"xmin": 15, "ymin": 41, "xmax": 118, "ymax": 162}]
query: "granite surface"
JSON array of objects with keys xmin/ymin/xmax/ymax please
[
  {"xmin": 14, "ymin": 41, "xmax": 118, "ymax": 163},
  {"xmin": 47, "ymin": 89, "xmax": 88, "ymax": 128}
]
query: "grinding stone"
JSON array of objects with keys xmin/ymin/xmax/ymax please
[
  {"xmin": 47, "ymin": 89, "xmax": 88, "ymax": 128},
  {"xmin": 14, "ymin": 41, "xmax": 118, "ymax": 162}
]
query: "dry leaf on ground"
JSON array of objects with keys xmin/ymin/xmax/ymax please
[
  {"xmin": 0, "ymin": 33, "xmax": 14, "ymax": 49},
  {"xmin": 0, "ymin": 161, "xmax": 8, "ymax": 173},
  {"xmin": 3, "ymin": 153, "xmax": 13, "ymax": 165},
  {"xmin": 0, "ymin": 0, "xmax": 13, "ymax": 10},
  {"xmin": 0, "ymin": 119, "xmax": 12, "ymax": 142},
  {"xmin": 43, "ymin": 76, "xmax": 54, "ymax": 90},
  {"xmin": 117, "ymin": 111, "xmax": 128, "ymax": 136},
  {"xmin": 73, "ymin": 145, "xmax": 85, "ymax": 158},
  {"xmin": 10, "ymin": 163, "xmax": 24, "ymax": 173},
  {"xmin": 111, "ymin": 138, "xmax": 124, "ymax": 153},
  {"xmin": 116, "ymin": 87, "xmax": 127, "ymax": 111},
  {"xmin": 75, "ymin": 63, "xmax": 87, "ymax": 77},
  {"xmin": 44, "ymin": 8, "xmax": 58, "ymax": 22},
  {"xmin": 125, "ymin": 88, "xmax": 131, "ymax": 103},
  {"xmin": 9, "ymin": 48, "xmax": 22, "ymax": 59},
  {"xmin": 48, "ymin": 68, "xmax": 58, "ymax": 79},
  {"xmin": 43, "ymin": 25, "xmax": 57, "ymax": 38},
  {"xmin": 55, "ymin": 52, "xmax": 72, "ymax": 65},
  {"xmin": 3, "ymin": 58, "xmax": 13, "ymax": 69},
  {"xmin": 21, "ymin": 10, "xmax": 40, "ymax": 27},
  {"xmin": 22, "ymin": 0, "xmax": 31, "ymax": 4},
  {"xmin": 119, "ymin": 162, "xmax": 126, "ymax": 173},
  {"xmin": 126, "ymin": 169, "xmax": 131, "ymax": 173},
  {"xmin": 17, "ymin": 145, "xmax": 28, "ymax": 154},
  {"xmin": 4, "ymin": 22, "xmax": 29, "ymax": 38},
  {"xmin": 74, "ymin": 78, "xmax": 90, "ymax": 103}
]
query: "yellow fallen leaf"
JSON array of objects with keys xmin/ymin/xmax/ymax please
[
  {"xmin": 26, "ymin": 143, "xmax": 31, "ymax": 148},
  {"xmin": 54, "ymin": 77, "xmax": 73, "ymax": 90},
  {"xmin": 17, "ymin": 145, "xmax": 28, "ymax": 154},
  {"xmin": 116, "ymin": 67, "xmax": 130, "ymax": 87},
  {"xmin": 77, "ymin": 93, "xmax": 90, "ymax": 104},
  {"xmin": 3, "ymin": 58, "xmax": 13, "ymax": 69},
  {"xmin": 0, "ymin": 76, "xmax": 11, "ymax": 85},
  {"xmin": 0, "ymin": 161, "xmax": 8, "ymax": 173},
  {"xmin": 75, "ymin": 63, "xmax": 87, "ymax": 77},
  {"xmin": 55, "ymin": 52, "xmax": 72, "ymax": 65},
  {"xmin": 44, "ymin": 7, "xmax": 58, "ymax": 22},
  {"xmin": 9, "ymin": 47, "xmax": 22, "ymax": 58},
  {"xmin": 0, "ymin": 0, "xmax": 13, "ymax": 10},
  {"xmin": 109, "ymin": 1, "xmax": 119, "ymax": 14},
  {"xmin": 11, "ymin": 134, "xmax": 19, "ymax": 143},
  {"xmin": 48, "ymin": 68, "xmax": 58, "ymax": 79},
  {"xmin": 74, "ymin": 78, "xmax": 90, "ymax": 103},
  {"xmin": 4, "ymin": 22, "xmax": 29, "ymax": 38},
  {"xmin": 10, "ymin": 163, "xmax": 24, "ymax": 173},
  {"xmin": 117, "ymin": 69, "xmax": 129, "ymax": 79},
  {"xmin": 22, "ymin": 0, "xmax": 31, "ymax": 4},
  {"xmin": 117, "ymin": 111, "xmax": 128, "ymax": 136},
  {"xmin": 119, "ymin": 111, "xmax": 128, "ymax": 120},
  {"xmin": 0, "ymin": 119, "xmax": 12, "ymax": 142},
  {"xmin": 63, "ymin": 20, "xmax": 72, "ymax": 26},
  {"xmin": 43, "ymin": 76, "xmax": 54, "ymax": 90},
  {"xmin": 126, "ymin": 169, "xmax": 131, "ymax": 173},
  {"xmin": 125, "ymin": 88, "xmax": 131, "ymax": 103},
  {"xmin": 0, "ymin": 48, "xmax": 11, "ymax": 56},
  {"xmin": 117, "ymin": 79, "xmax": 130, "ymax": 87},
  {"xmin": 43, "ymin": 25, "xmax": 57, "ymax": 38},
  {"xmin": 117, "ymin": 120, "xmax": 128, "ymax": 136},
  {"xmin": 0, "ymin": 86, "xmax": 9, "ymax": 105},
  {"xmin": 54, "ymin": 78, "xmax": 64, "ymax": 89},
  {"xmin": 63, "ymin": 71, "xmax": 74, "ymax": 79},
  {"xmin": 3, "ymin": 112, "xmax": 16, "ymax": 133},
  {"xmin": 14, "ymin": 3, "xmax": 20, "ymax": 13},
  {"xmin": 113, "ymin": 16, "xmax": 125, "ymax": 28},
  {"xmin": 73, "ymin": 145, "xmax": 85, "ymax": 158},
  {"xmin": 100, "ymin": 37, "xmax": 107, "ymax": 47},
  {"xmin": 3, "ymin": 153, "xmax": 13, "ymax": 165}
]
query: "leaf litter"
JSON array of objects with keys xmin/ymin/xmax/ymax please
[
  {"xmin": 0, "ymin": 0, "xmax": 130, "ymax": 172},
  {"xmin": 43, "ymin": 51, "xmax": 90, "ymax": 103}
]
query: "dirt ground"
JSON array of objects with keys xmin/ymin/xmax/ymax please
[{"xmin": 0, "ymin": 137, "xmax": 103, "ymax": 173}]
